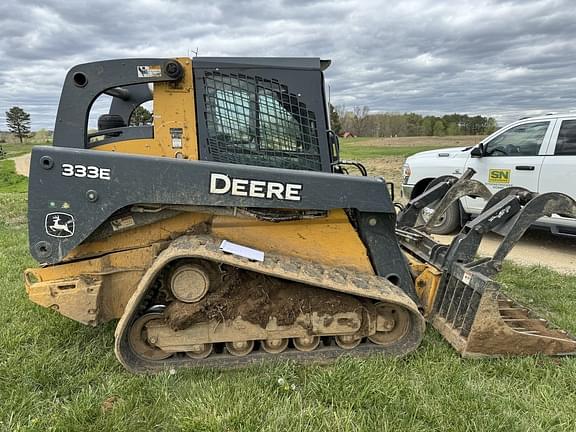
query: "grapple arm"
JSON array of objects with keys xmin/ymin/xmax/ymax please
[{"xmin": 398, "ymin": 171, "xmax": 576, "ymax": 358}]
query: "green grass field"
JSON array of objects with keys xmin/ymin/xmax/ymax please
[
  {"xmin": 1, "ymin": 143, "xmax": 576, "ymax": 431},
  {"xmin": 0, "ymin": 142, "xmax": 41, "ymax": 159},
  {"xmin": 338, "ymin": 135, "xmax": 481, "ymax": 160},
  {"xmin": 0, "ymin": 160, "xmax": 28, "ymax": 193},
  {"xmin": 340, "ymin": 144, "xmax": 439, "ymax": 159}
]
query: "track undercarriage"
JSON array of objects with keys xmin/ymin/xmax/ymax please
[{"xmin": 115, "ymin": 235, "xmax": 425, "ymax": 372}]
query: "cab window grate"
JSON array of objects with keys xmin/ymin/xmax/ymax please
[{"xmin": 203, "ymin": 71, "xmax": 322, "ymax": 171}]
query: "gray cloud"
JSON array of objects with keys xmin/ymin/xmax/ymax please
[{"xmin": 1, "ymin": 0, "xmax": 575, "ymax": 129}]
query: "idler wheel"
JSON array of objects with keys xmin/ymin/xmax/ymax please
[
  {"xmin": 128, "ymin": 313, "xmax": 172, "ymax": 361},
  {"xmin": 368, "ymin": 303, "xmax": 411, "ymax": 346}
]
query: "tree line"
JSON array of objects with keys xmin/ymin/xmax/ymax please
[
  {"xmin": 329, "ymin": 105, "xmax": 498, "ymax": 137},
  {"xmin": 4, "ymin": 103, "xmax": 496, "ymax": 144},
  {"xmin": 2, "ymin": 106, "xmax": 153, "ymax": 144}
]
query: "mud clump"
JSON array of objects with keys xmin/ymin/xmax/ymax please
[{"xmin": 166, "ymin": 265, "xmax": 364, "ymax": 331}]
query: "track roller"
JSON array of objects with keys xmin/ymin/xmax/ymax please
[
  {"xmin": 185, "ymin": 343, "xmax": 213, "ymax": 359},
  {"xmin": 261, "ymin": 338, "xmax": 289, "ymax": 354},
  {"xmin": 226, "ymin": 340, "xmax": 255, "ymax": 356},
  {"xmin": 169, "ymin": 264, "xmax": 210, "ymax": 303},
  {"xmin": 335, "ymin": 335, "xmax": 361, "ymax": 350},
  {"xmin": 293, "ymin": 336, "xmax": 321, "ymax": 352}
]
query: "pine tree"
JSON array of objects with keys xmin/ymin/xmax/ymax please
[
  {"xmin": 5, "ymin": 106, "xmax": 31, "ymax": 143},
  {"xmin": 328, "ymin": 103, "xmax": 342, "ymax": 135}
]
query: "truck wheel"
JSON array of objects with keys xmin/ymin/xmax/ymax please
[{"xmin": 418, "ymin": 201, "xmax": 461, "ymax": 235}]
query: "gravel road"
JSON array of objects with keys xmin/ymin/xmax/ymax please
[
  {"xmin": 11, "ymin": 153, "xmax": 31, "ymax": 177},
  {"xmin": 434, "ymin": 231, "xmax": 575, "ymax": 275}
]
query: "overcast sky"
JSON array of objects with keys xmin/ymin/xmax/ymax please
[{"xmin": 1, "ymin": 0, "xmax": 575, "ymax": 130}]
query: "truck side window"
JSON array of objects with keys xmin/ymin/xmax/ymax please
[
  {"xmin": 555, "ymin": 120, "xmax": 576, "ymax": 156},
  {"xmin": 484, "ymin": 122, "xmax": 549, "ymax": 157}
]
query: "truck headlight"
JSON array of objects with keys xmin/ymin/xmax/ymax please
[{"xmin": 402, "ymin": 164, "xmax": 411, "ymax": 183}]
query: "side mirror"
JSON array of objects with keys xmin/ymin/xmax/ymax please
[{"xmin": 470, "ymin": 144, "xmax": 484, "ymax": 158}]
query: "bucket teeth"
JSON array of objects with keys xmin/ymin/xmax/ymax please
[{"xmin": 428, "ymin": 273, "xmax": 576, "ymax": 357}]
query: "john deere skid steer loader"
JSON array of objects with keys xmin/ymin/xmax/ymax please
[{"xmin": 24, "ymin": 57, "xmax": 576, "ymax": 372}]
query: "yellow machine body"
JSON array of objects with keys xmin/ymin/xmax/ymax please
[
  {"xmin": 26, "ymin": 58, "xmax": 381, "ymax": 324},
  {"xmin": 26, "ymin": 208, "xmax": 376, "ymax": 325}
]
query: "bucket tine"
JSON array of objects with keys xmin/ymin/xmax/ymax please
[
  {"xmin": 422, "ymin": 178, "xmax": 492, "ymax": 233},
  {"xmin": 425, "ymin": 262, "xmax": 576, "ymax": 358}
]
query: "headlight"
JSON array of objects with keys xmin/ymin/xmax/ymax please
[{"xmin": 402, "ymin": 164, "xmax": 411, "ymax": 182}]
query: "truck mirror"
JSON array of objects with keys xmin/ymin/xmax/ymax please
[{"xmin": 470, "ymin": 145, "xmax": 483, "ymax": 158}]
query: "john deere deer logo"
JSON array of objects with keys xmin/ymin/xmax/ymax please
[{"xmin": 45, "ymin": 212, "xmax": 75, "ymax": 238}]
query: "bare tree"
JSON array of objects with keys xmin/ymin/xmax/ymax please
[{"xmin": 351, "ymin": 106, "xmax": 370, "ymax": 136}]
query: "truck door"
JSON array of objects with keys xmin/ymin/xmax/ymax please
[
  {"xmin": 538, "ymin": 118, "xmax": 576, "ymax": 233},
  {"xmin": 464, "ymin": 120, "xmax": 554, "ymax": 213},
  {"xmin": 540, "ymin": 118, "xmax": 576, "ymax": 196}
]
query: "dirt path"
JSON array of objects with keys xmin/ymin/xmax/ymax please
[
  {"xmin": 366, "ymin": 156, "xmax": 576, "ymax": 275},
  {"xmin": 434, "ymin": 231, "xmax": 576, "ymax": 274},
  {"xmin": 10, "ymin": 153, "xmax": 31, "ymax": 177}
]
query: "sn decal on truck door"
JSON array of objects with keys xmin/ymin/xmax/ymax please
[{"xmin": 488, "ymin": 169, "xmax": 511, "ymax": 184}]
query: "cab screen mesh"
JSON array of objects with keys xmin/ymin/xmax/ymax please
[{"xmin": 202, "ymin": 71, "xmax": 322, "ymax": 171}]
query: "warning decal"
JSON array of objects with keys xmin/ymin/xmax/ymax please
[{"xmin": 137, "ymin": 65, "xmax": 162, "ymax": 78}]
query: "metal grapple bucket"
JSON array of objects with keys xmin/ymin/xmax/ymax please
[
  {"xmin": 397, "ymin": 169, "xmax": 576, "ymax": 357},
  {"xmin": 428, "ymin": 260, "xmax": 576, "ymax": 357}
]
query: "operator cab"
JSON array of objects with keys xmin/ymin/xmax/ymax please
[{"xmin": 55, "ymin": 57, "xmax": 339, "ymax": 172}]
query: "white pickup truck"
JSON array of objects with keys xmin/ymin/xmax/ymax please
[{"xmin": 401, "ymin": 113, "xmax": 576, "ymax": 236}]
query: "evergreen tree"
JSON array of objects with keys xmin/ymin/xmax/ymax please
[
  {"xmin": 328, "ymin": 103, "xmax": 342, "ymax": 135},
  {"xmin": 5, "ymin": 106, "xmax": 31, "ymax": 143}
]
